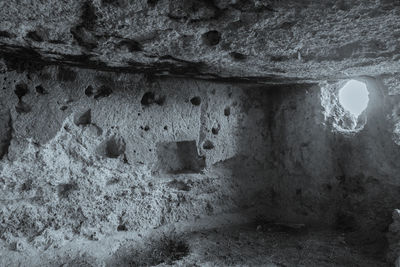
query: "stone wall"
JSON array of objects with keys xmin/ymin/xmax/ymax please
[
  {"xmin": 266, "ymin": 77, "xmax": 400, "ymax": 258},
  {"xmin": 1, "ymin": 63, "xmax": 400, "ymax": 263},
  {"xmin": 0, "ymin": 64, "xmax": 273, "ymax": 255}
]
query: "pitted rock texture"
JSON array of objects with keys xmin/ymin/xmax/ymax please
[
  {"xmin": 1, "ymin": 63, "xmax": 400, "ymax": 265},
  {"xmin": 2, "ymin": 0, "xmax": 400, "ymax": 82},
  {"xmin": 0, "ymin": 65, "xmax": 275, "ymax": 266}
]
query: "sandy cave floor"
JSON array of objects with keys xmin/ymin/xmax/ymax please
[
  {"xmin": 0, "ymin": 219, "xmax": 389, "ymax": 267},
  {"xmin": 108, "ymin": 224, "xmax": 389, "ymax": 267}
]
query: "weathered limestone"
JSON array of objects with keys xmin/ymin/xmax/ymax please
[
  {"xmin": 1, "ymin": 62, "xmax": 400, "ymax": 265},
  {"xmin": 2, "ymin": 0, "xmax": 400, "ymax": 82},
  {"xmin": 2, "ymin": 0, "xmax": 400, "ymax": 265}
]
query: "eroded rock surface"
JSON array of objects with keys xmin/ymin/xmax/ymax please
[
  {"xmin": 0, "ymin": 62, "xmax": 400, "ymax": 265},
  {"xmin": 2, "ymin": 0, "xmax": 400, "ymax": 81},
  {"xmin": 2, "ymin": 1, "xmax": 400, "ymax": 266}
]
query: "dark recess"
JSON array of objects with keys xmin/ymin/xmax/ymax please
[
  {"xmin": 14, "ymin": 83, "xmax": 29, "ymax": 100},
  {"xmin": 35, "ymin": 85, "xmax": 47, "ymax": 94},
  {"xmin": 211, "ymin": 125, "xmax": 220, "ymax": 135},
  {"xmin": 94, "ymin": 85, "xmax": 112, "ymax": 99},
  {"xmin": 103, "ymin": 136, "xmax": 126, "ymax": 158},
  {"xmin": 58, "ymin": 183, "xmax": 78, "ymax": 198},
  {"xmin": 0, "ymin": 112, "xmax": 12, "ymax": 160},
  {"xmin": 79, "ymin": 1, "xmax": 97, "ymax": 30},
  {"xmin": 26, "ymin": 31, "xmax": 43, "ymax": 42},
  {"xmin": 147, "ymin": 0, "xmax": 158, "ymax": 7},
  {"xmin": 168, "ymin": 0, "xmax": 220, "ymax": 21},
  {"xmin": 117, "ymin": 224, "xmax": 127, "ymax": 231},
  {"xmin": 70, "ymin": 1, "xmax": 98, "ymax": 49},
  {"xmin": 190, "ymin": 96, "xmax": 201, "ymax": 106},
  {"xmin": 156, "ymin": 140, "xmax": 205, "ymax": 174},
  {"xmin": 57, "ymin": 67, "xmax": 77, "ymax": 82},
  {"xmin": 141, "ymin": 92, "xmax": 165, "ymax": 106},
  {"xmin": 230, "ymin": 51, "xmax": 247, "ymax": 60},
  {"xmin": 74, "ymin": 109, "xmax": 91, "ymax": 126},
  {"xmin": 85, "ymin": 85, "xmax": 94, "ymax": 96},
  {"xmin": 203, "ymin": 140, "xmax": 214, "ymax": 150},
  {"xmin": 117, "ymin": 39, "xmax": 142, "ymax": 52},
  {"xmin": 224, "ymin": 107, "xmax": 230, "ymax": 116},
  {"xmin": 0, "ymin": 31, "xmax": 12, "ymax": 38},
  {"xmin": 202, "ymin": 30, "xmax": 221, "ymax": 46}
]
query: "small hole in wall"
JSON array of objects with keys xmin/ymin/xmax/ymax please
[
  {"xmin": 224, "ymin": 107, "xmax": 231, "ymax": 116},
  {"xmin": 203, "ymin": 140, "xmax": 214, "ymax": 150},
  {"xmin": 190, "ymin": 96, "xmax": 201, "ymax": 106},
  {"xmin": 211, "ymin": 123, "xmax": 220, "ymax": 135},
  {"xmin": 94, "ymin": 85, "xmax": 113, "ymax": 99},
  {"xmin": 35, "ymin": 85, "xmax": 47, "ymax": 94},
  {"xmin": 156, "ymin": 140, "xmax": 205, "ymax": 174},
  {"xmin": 338, "ymin": 80, "xmax": 369, "ymax": 117},
  {"xmin": 26, "ymin": 30, "xmax": 43, "ymax": 42},
  {"xmin": 97, "ymin": 136, "xmax": 126, "ymax": 158},
  {"xmin": 85, "ymin": 85, "xmax": 94, "ymax": 96},
  {"xmin": 117, "ymin": 224, "xmax": 127, "ymax": 231},
  {"xmin": 141, "ymin": 92, "xmax": 165, "ymax": 106},
  {"xmin": 229, "ymin": 51, "xmax": 247, "ymax": 60},
  {"xmin": 106, "ymin": 137, "xmax": 125, "ymax": 158},
  {"xmin": 14, "ymin": 83, "xmax": 29, "ymax": 100},
  {"xmin": 57, "ymin": 67, "xmax": 77, "ymax": 82},
  {"xmin": 74, "ymin": 109, "xmax": 91, "ymax": 126},
  {"xmin": 202, "ymin": 30, "xmax": 221, "ymax": 46},
  {"xmin": 147, "ymin": 0, "xmax": 158, "ymax": 7},
  {"xmin": 58, "ymin": 183, "xmax": 78, "ymax": 198}
]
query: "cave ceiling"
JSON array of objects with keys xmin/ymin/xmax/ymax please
[{"xmin": 0, "ymin": 0, "xmax": 399, "ymax": 84}]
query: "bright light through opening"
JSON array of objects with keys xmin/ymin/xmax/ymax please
[{"xmin": 338, "ymin": 80, "xmax": 369, "ymax": 117}]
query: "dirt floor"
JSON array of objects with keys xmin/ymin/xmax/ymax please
[
  {"xmin": 107, "ymin": 223, "xmax": 389, "ymax": 267},
  {"xmin": 0, "ymin": 218, "xmax": 389, "ymax": 266}
]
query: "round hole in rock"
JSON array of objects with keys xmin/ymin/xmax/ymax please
[
  {"xmin": 212, "ymin": 123, "xmax": 220, "ymax": 135},
  {"xmin": 98, "ymin": 136, "xmax": 126, "ymax": 158},
  {"xmin": 14, "ymin": 83, "xmax": 29, "ymax": 100},
  {"xmin": 117, "ymin": 224, "xmax": 127, "ymax": 231},
  {"xmin": 202, "ymin": 30, "xmax": 221, "ymax": 46},
  {"xmin": 141, "ymin": 92, "xmax": 155, "ymax": 106},
  {"xmin": 338, "ymin": 80, "xmax": 369, "ymax": 117},
  {"xmin": 190, "ymin": 96, "xmax": 201, "ymax": 106},
  {"xmin": 85, "ymin": 85, "xmax": 94, "ymax": 97},
  {"xmin": 141, "ymin": 92, "xmax": 165, "ymax": 106},
  {"xmin": 211, "ymin": 127, "xmax": 219, "ymax": 135},
  {"xmin": 35, "ymin": 85, "xmax": 46, "ymax": 94},
  {"xmin": 224, "ymin": 107, "xmax": 230, "ymax": 116},
  {"xmin": 203, "ymin": 140, "xmax": 214, "ymax": 150}
]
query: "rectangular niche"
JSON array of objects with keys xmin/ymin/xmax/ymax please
[{"xmin": 156, "ymin": 140, "xmax": 205, "ymax": 174}]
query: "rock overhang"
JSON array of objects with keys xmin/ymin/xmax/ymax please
[{"xmin": 1, "ymin": 0, "xmax": 400, "ymax": 84}]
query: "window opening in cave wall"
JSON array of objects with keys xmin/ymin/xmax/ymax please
[
  {"xmin": 321, "ymin": 79, "xmax": 369, "ymax": 133},
  {"xmin": 338, "ymin": 80, "xmax": 369, "ymax": 118}
]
